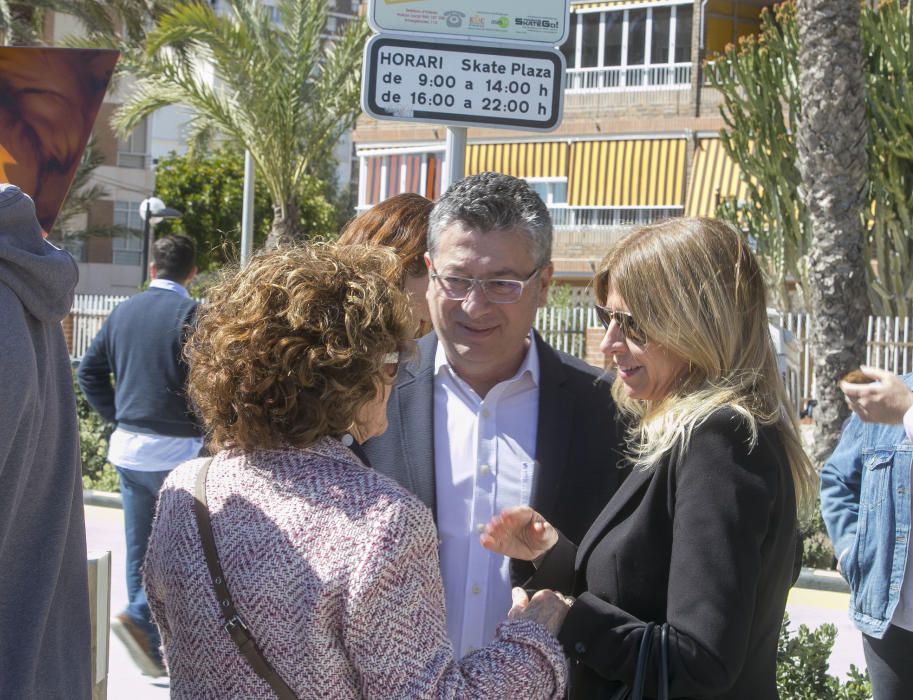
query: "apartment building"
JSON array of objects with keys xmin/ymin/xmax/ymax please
[
  {"xmin": 353, "ymin": 0, "xmax": 763, "ymax": 292},
  {"xmin": 45, "ymin": 0, "xmax": 361, "ymax": 294}
]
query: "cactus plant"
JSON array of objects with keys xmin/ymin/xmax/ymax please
[{"xmin": 708, "ymin": 0, "xmax": 913, "ymax": 318}]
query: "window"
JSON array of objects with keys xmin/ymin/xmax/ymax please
[
  {"xmin": 566, "ymin": 3, "xmax": 692, "ymax": 88},
  {"xmin": 526, "ymin": 179, "xmax": 568, "ymax": 206},
  {"xmin": 581, "ymin": 12, "xmax": 601, "ymax": 68},
  {"xmin": 60, "ymin": 237, "xmax": 86, "ymax": 263},
  {"xmin": 112, "ymin": 201, "xmax": 144, "ymax": 266},
  {"xmin": 675, "ymin": 5, "xmax": 693, "ymax": 63},
  {"xmin": 627, "ymin": 9, "xmax": 647, "ymax": 66},
  {"xmin": 651, "ymin": 7, "xmax": 672, "ymax": 65},
  {"xmin": 116, "ymin": 119, "xmax": 148, "ymax": 169},
  {"xmin": 603, "ymin": 12, "xmax": 623, "ymax": 67}
]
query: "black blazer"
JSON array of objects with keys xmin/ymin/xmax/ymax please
[
  {"xmin": 362, "ymin": 331, "xmax": 628, "ymax": 578},
  {"xmin": 530, "ymin": 408, "xmax": 798, "ymax": 700}
]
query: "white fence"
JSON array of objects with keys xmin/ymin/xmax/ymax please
[
  {"xmin": 69, "ymin": 294, "xmax": 130, "ymax": 361},
  {"xmin": 771, "ymin": 312, "xmax": 913, "ymax": 412},
  {"xmin": 535, "ymin": 306, "xmax": 590, "ymax": 357}
]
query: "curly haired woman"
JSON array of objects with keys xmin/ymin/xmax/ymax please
[{"xmin": 143, "ymin": 244, "xmax": 568, "ymax": 699}]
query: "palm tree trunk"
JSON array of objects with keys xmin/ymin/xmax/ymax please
[
  {"xmin": 796, "ymin": 0, "xmax": 871, "ymax": 463},
  {"xmin": 265, "ymin": 199, "xmax": 302, "ymax": 249}
]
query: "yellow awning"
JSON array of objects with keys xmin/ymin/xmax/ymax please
[
  {"xmin": 685, "ymin": 138, "xmax": 749, "ymax": 217},
  {"xmin": 465, "ymin": 141, "xmax": 569, "ymax": 179},
  {"xmin": 567, "ymin": 138, "xmax": 686, "ymax": 207}
]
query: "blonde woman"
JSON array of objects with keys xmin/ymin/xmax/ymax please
[
  {"xmin": 482, "ymin": 218, "xmax": 816, "ymax": 700},
  {"xmin": 144, "ymin": 245, "xmax": 568, "ymax": 699}
]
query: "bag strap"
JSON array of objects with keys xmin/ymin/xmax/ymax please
[
  {"xmin": 629, "ymin": 621, "xmax": 656, "ymax": 700},
  {"xmin": 193, "ymin": 458, "xmax": 300, "ymax": 700},
  {"xmin": 657, "ymin": 623, "xmax": 670, "ymax": 700}
]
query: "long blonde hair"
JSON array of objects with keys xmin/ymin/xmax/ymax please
[{"xmin": 594, "ymin": 218, "xmax": 816, "ymax": 512}]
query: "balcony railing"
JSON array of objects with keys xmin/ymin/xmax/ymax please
[
  {"xmin": 566, "ymin": 63, "xmax": 691, "ymax": 92},
  {"xmin": 549, "ymin": 205, "xmax": 684, "ymax": 229}
]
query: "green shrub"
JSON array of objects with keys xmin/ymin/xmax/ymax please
[
  {"xmin": 73, "ymin": 369, "xmax": 119, "ymax": 492},
  {"xmin": 801, "ymin": 500, "xmax": 836, "ymax": 570},
  {"xmin": 777, "ymin": 614, "xmax": 871, "ymax": 700}
]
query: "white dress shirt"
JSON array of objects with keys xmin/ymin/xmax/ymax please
[
  {"xmin": 106, "ymin": 278, "xmax": 204, "ymax": 472},
  {"xmin": 433, "ymin": 336, "xmax": 540, "ymax": 657}
]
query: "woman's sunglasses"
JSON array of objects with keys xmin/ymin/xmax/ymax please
[{"xmin": 594, "ymin": 305, "xmax": 648, "ymax": 345}]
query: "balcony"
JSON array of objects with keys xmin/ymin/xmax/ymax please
[
  {"xmin": 549, "ymin": 204, "xmax": 684, "ymax": 230},
  {"xmin": 566, "ymin": 63, "xmax": 692, "ymax": 93}
]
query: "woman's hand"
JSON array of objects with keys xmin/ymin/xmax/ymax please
[
  {"xmin": 508, "ymin": 587, "xmax": 573, "ymax": 637},
  {"xmin": 480, "ymin": 505, "xmax": 558, "ymax": 561}
]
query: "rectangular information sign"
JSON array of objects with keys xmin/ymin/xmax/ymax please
[
  {"xmin": 368, "ymin": 0, "xmax": 569, "ymax": 46},
  {"xmin": 362, "ymin": 35, "xmax": 565, "ymax": 131}
]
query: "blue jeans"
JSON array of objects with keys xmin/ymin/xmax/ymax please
[{"xmin": 117, "ymin": 467, "xmax": 171, "ymax": 650}]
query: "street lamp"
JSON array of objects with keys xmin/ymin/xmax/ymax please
[{"xmin": 139, "ymin": 196, "xmax": 182, "ymax": 285}]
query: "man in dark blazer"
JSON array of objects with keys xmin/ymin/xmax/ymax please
[{"xmin": 362, "ymin": 172, "xmax": 625, "ymax": 657}]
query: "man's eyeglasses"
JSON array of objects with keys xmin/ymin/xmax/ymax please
[
  {"xmin": 594, "ymin": 305, "xmax": 648, "ymax": 345},
  {"xmin": 429, "ymin": 264, "xmax": 541, "ymax": 304},
  {"xmin": 383, "ymin": 351, "xmax": 400, "ymax": 378}
]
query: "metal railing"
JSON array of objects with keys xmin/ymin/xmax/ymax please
[
  {"xmin": 549, "ymin": 205, "xmax": 684, "ymax": 229},
  {"xmin": 565, "ymin": 63, "xmax": 691, "ymax": 92}
]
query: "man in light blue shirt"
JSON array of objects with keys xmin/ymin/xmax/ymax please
[{"xmin": 78, "ymin": 235, "xmax": 203, "ymax": 676}]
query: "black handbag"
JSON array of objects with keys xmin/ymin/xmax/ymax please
[{"xmin": 608, "ymin": 622, "xmax": 670, "ymax": 700}]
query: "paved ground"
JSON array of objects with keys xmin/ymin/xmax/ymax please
[
  {"xmin": 86, "ymin": 503, "xmax": 866, "ymax": 697},
  {"xmin": 85, "ymin": 504, "xmax": 170, "ymax": 699}
]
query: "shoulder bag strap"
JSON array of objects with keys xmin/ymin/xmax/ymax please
[
  {"xmin": 193, "ymin": 458, "xmax": 300, "ymax": 700},
  {"xmin": 629, "ymin": 621, "xmax": 656, "ymax": 700},
  {"xmin": 657, "ymin": 622, "xmax": 670, "ymax": 700}
]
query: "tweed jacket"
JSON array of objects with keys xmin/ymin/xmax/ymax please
[
  {"xmin": 144, "ymin": 438, "xmax": 568, "ymax": 699},
  {"xmin": 529, "ymin": 409, "xmax": 798, "ymax": 700},
  {"xmin": 362, "ymin": 331, "xmax": 627, "ymax": 583}
]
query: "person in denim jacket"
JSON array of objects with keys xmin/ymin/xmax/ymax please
[{"xmin": 821, "ymin": 367, "xmax": 913, "ymax": 700}]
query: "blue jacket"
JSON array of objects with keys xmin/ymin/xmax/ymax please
[{"xmin": 820, "ymin": 374, "xmax": 913, "ymax": 638}]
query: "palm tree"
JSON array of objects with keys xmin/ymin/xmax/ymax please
[
  {"xmin": 1, "ymin": 1, "xmax": 172, "ymax": 49},
  {"xmin": 796, "ymin": 0, "xmax": 871, "ymax": 462},
  {"xmin": 113, "ymin": 0, "xmax": 369, "ymax": 247}
]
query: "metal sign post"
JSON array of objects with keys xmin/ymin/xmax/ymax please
[
  {"xmin": 444, "ymin": 126, "xmax": 467, "ymax": 189},
  {"xmin": 362, "ymin": 0, "xmax": 570, "ymax": 192}
]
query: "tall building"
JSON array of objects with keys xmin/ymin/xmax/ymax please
[
  {"xmin": 353, "ymin": 0, "xmax": 764, "ymax": 294},
  {"xmin": 44, "ymin": 0, "xmax": 362, "ymax": 294}
]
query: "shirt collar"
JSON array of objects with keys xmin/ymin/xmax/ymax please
[
  {"xmin": 149, "ymin": 278, "xmax": 191, "ymax": 298},
  {"xmin": 434, "ymin": 331, "xmax": 541, "ymax": 390}
]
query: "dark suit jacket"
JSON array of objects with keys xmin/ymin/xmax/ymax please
[
  {"xmin": 530, "ymin": 409, "xmax": 798, "ymax": 700},
  {"xmin": 362, "ymin": 331, "xmax": 627, "ymax": 581}
]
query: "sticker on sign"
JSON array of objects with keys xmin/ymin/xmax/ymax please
[
  {"xmin": 362, "ymin": 35, "xmax": 565, "ymax": 131},
  {"xmin": 367, "ymin": 0, "xmax": 570, "ymax": 46}
]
